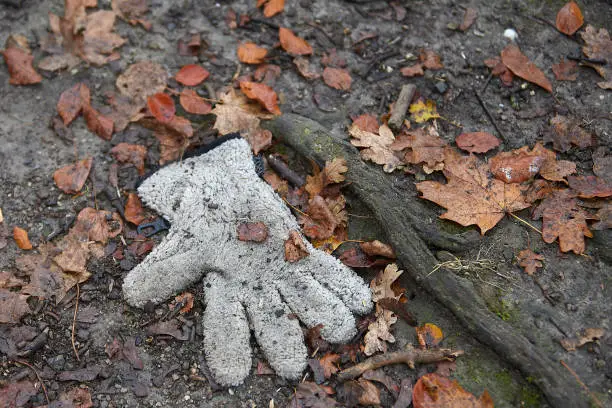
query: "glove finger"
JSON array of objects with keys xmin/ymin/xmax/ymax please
[
  {"xmin": 301, "ymin": 249, "xmax": 372, "ymax": 315},
  {"xmin": 202, "ymin": 274, "xmax": 251, "ymax": 386},
  {"xmin": 244, "ymin": 288, "xmax": 307, "ymax": 380},
  {"xmin": 123, "ymin": 232, "xmax": 204, "ymax": 307},
  {"xmin": 277, "ymin": 272, "xmax": 356, "ymax": 343}
]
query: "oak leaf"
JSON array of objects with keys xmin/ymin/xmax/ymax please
[
  {"xmin": 284, "ymin": 230, "xmax": 309, "ymax": 262},
  {"xmin": 175, "ymin": 64, "xmax": 210, "ymax": 86},
  {"xmin": 517, "ymin": 249, "xmax": 544, "ymax": 275},
  {"xmin": 322, "ymin": 67, "xmax": 352, "ymax": 90},
  {"xmin": 417, "ymin": 149, "xmax": 530, "ymax": 234},
  {"xmin": 179, "ymin": 89, "xmax": 212, "ymax": 115},
  {"xmin": 455, "ymin": 132, "xmax": 500, "ymax": 154},
  {"xmin": 237, "ymin": 42, "xmax": 268, "ymax": 64},
  {"xmin": 349, "ymin": 123, "xmax": 402, "ymax": 172},
  {"xmin": 501, "ymin": 44, "xmax": 552, "ymax": 92},
  {"xmin": 300, "ymin": 196, "xmax": 338, "ymax": 240},
  {"xmin": 364, "ymin": 308, "xmax": 397, "ymax": 355},
  {"xmin": 279, "ymin": 27, "xmax": 313, "ymax": 56},
  {"xmin": 13, "ymin": 226, "xmax": 33, "ymax": 250},
  {"xmin": 556, "ymin": 1, "xmax": 584, "ymax": 36},
  {"xmin": 319, "ymin": 353, "xmax": 340, "ymax": 378},
  {"xmin": 413, "ymin": 373, "xmax": 494, "ymax": 408},
  {"xmin": 239, "ymin": 81, "xmax": 281, "ymax": 115},
  {"xmin": 53, "ymin": 157, "xmax": 93, "ymax": 194}
]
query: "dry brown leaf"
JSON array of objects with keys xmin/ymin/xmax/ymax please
[
  {"xmin": 53, "ymin": 157, "xmax": 93, "ymax": 194},
  {"xmin": 323, "ymin": 158, "xmax": 348, "ymax": 184},
  {"xmin": 364, "ymin": 307, "xmax": 397, "ymax": 355},
  {"xmin": 82, "ymin": 10, "xmax": 126, "ymax": 66},
  {"xmin": 240, "ymin": 81, "xmax": 281, "ymax": 115},
  {"xmin": 110, "ymin": 143, "xmax": 147, "ymax": 175},
  {"xmin": 179, "ymin": 89, "xmax": 212, "ymax": 115},
  {"xmin": 351, "ymin": 113, "xmax": 379, "ymax": 134},
  {"xmin": 556, "ymin": 1, "xmax": 584, "ymax": 36},
  {"xmin": 212, "ymin": 89, "xmax": 265, "ymax": 136},
  {"xmin": 264, "ymin": 170, "xmax": 288, "ymax": 196},
  {"xmin": 358, "ymin": 379, "xmax": 381, "ymax": 406},
  {"xmin": 1, "ymin": 46, "xmax": 42, "ymax": 85},
  {"xmin": 532, "ymin": 189, "xmax": 593, "ymax": 254},
  {"xmin": 455, "ymin": 132, "xmax": 500, "ymax": 154},
  {"xmin": 322, "ymin": 67, "xmax": 352, "ymax": 91},
  {"xmin": 489, "ymin": 143, "xmax": 553, "ymax": 183},
  {"xmin": 459, "ymin": 8, "xmax": 478, "ymax": 31},
  {"xmin": 391, "ymin": 126, "xmax": 447, "ymax": 169},
  {"xmin": 248, "ymin": 128, "xmax": 273, "ymax": 155},
  {"xmin": 419, "ymin": 49, "xmax": 443, "ymax": 70},
  {"xmin": 57, "ymin": 83, "xmax": 91, "ymax": 125},
  {"xmin": 0, "ymin": 289, "xmax": 31, "ymax": 323},
  {"xmin": 253, "ymin": 64, "xmax": 281, "ymax": 86},
  {"xmin": 116, "ymin": 61, "xmax": 168, "ymax": 105},
  {"xmin": 517, "ymin": 249, "xmax": 544, "ymax": 275},
  {"xmin": 300, "ymin": 196, "xmax": 338, "ymax": 240},
  {"xmin": 413, "ymin": 373, "xmax": 494, "ymax": 408},
  {"xmin": 319, "ymin": 353, "xmax": 340, "ymax": 378},
  {"xmin": 112, "ymin": 0, "xmax": 148, "ymax": 22},
  {"xmin": 361, "ymin": 240, "xmax": 395, "ymax": 258},
  {"xmin": 237, "ymin": 221, "xmax": 269, "ymax": 242},
  {"xmin": 560, "ymin": 328, "xmax": 605, "ymax": 352},
  {"xmin": 237, "ymin": 42, "xmax": 268, "ymax": 64},
  {"xmin": 417, "ymin": 149, "xmax": 530, "ymax": 234},
  {"xmin": 400, "ymin": 64, "xmax": 424, "ymax": 77},
  {"xmin": 171, "ymin": 292, "xmax": 195, "ymax": 314},
  {"xmin": 484, "ymin": 56, "xmax": 514, "ymax": 86},
  {"xmin": 349, "ymin": 123, "xmax": 401, "ymax": 172},
  {"xmin": 284, "ymin": 230, "xmax": 309, "ymax": 262},
  {"xmin": 580, "ymin": 25, "xmax": 612, "ymax": 89},
  {"xmin": 71, "ymin": 207, "xmax": 123, "ymax": 244},
  {"xmin": 124, "ymin": 193, "xmax": 146, "ymax": 225},
  {"xmin": 501, "ymin": 44, "xmax": 552, "ymax": 92},
  {"xmin": 293, "ymin": 56, "xmax": 321, "ymax": 79},
  {"xmin": 552, "ymin": 59, "xmax": 578, "ymax": 81},
  {"xmin": 279, "ymin": 27, "xmax": 313, "ymax": 56},
  {"xmin": 13, "ymin": 226, "xmax": 33, "ymax": 250},
  {"xmin": 539, "ymin": 159, "xmax": 576, "ymax": 183},
  {"xmin": 546, "ymin": 114, "xmax": 595, "ymax": 152},
  {"xmin": 568, "ymin": 175, "xmax": 612, "ymax": 198},
  {"xmin": 371, "ymin": 263, "xmax": 403, "ymax": 302},
  {"xmin": 83, "ymin": 104, "xmax": 114, "ymax": 140},
  {"xmin": 257, "ymin": 0, "xmax": 285, "ymax": 18},
  {"xmin": 175, "ymin": 64, "xmax": 210, "ymax": 86}
]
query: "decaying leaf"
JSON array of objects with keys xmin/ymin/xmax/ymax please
[
  {"xmin": 417, "ymin": 149, "xmax": 530, "ymax": 234},
  {"xmin": 556, "ymin": 1, "xmax": 584, "ymax": 36},
  {"xmin": 300, "ymin": 196, "xmax": 338, "ymax": 240},
  {"xmin": 319, "ymin": 353, "xmax": 340, "ymax": 379},
  {"xmin": 83, "ymin": 104, "xmax": 114, "ymax": 140},
  {"xmin": 279, "ymin": 27, "xmax": 313, "ymax": 56},
  {"xmin": 391, "ymin": 126, "xmax": 447, "ymax": 169},
  {"xmin": 401, "ymin": 63, "xmax": 425, "ymax": 77},
  {"xmin": 239, "ymin": 81, "xmax": 281, "ymax": 115},
  {"xmin": 175, "ymin": 64, "xmax": 210, "ymax": 86},
  {"xmin": 358, "ymin": 378, "xmax": 381, "ymax": 406},
  {"xmin": 179, "ymin": 89, "xmax": 212, "ymax": 115},
  {"xmin": 455, "ymin": 132, "xmax": 500, "ymax": 154},
  {"xmin": 305, "ymin": 158, "xmax": 348, "ymax": 197},
  {"xmin": 146, "ymin": 319, "xmax": 189, "ymax": 340},
  {"xmin": 360, "ymin": 240, "xmax": 395, "ymax": 258},
  {"xmin": 484, "ymin": 56, "xmax": 514, "ymax": 86},
  {"xmin": 289, "ymin": 382, "xmax": 337, "ymax": 407},
  {"xmin": 81, "ymin": 10, "xmax": 126, "ymax": 66},
  {"xmin": 580, "ymin": 25, "xmax": 612, "ymax": 89},
  {"xmin": 110, "ymin": 143, "xmax": 147, "ymax": 175},
  {"xmin": 116, "ymin": 61, "xmax": 168, "ymax": 105},
  {"xmin": 171, "ymin": 292, "xmax": 195, "ymax": 314},
  {"xmin": 416, "ymin": 323, "xmax": 444, "ymax": 348},
  {"xmin": 237, "ymin": 222, "xmax": 269, "ymax": 242},
  {"xmin": 322, "ymin": 67, "xmax": 352, "ymax": 91},
  {"xmin": 546, "ymin": 114, "xmax": 595, "ymax": 152},
  {"xmin": 294, "ymin": 56, "xmax": 321, "ymax": 79},
  {"xmin": 2, "ymin": 45, "xmax": 42, "ymax": 85},
  {"xmin": 517, "ymin": 249, "xmax": 544, "ymax": 275},
  {"xmin": 53, "ymin": 157, "xmax": 93, "ymax": 194},
  {"xmin": 409, "ymin": 99, "xmax": 441, "ymax": 123},
  {"xmin": 568, "ymin": 175, "xmax": 612, "ymax": 198},
  {"xmin": 459, "ymin": 8, "xmax": 478, "ymax": 31},
  {"xmin": 257, "ymin": 0, "xmax": 284, "ymax": 18},
  {"xmin": 212, "ymin": 88, "xmax": 271, "ymax": 136},
  {"xmin": 489, "ymin": 143, "xmax": 553, "ymax": 183},
  {"xmin": 57, "ymin": 83, "xmax": 91, "ymax": 125},
  {"xmin": 13, "ymin": 226, "xmax": 33, "ymax": 250},
  {"xmin": 147, "ymin": 93, "xmax": 176, "ymax": 123},
  {"xmin": 70, "ymin": 207, "xmax": 123, "ymax": 244},
  {"xmin": 364, "ymin": 307, "xmax": 397, "ymax": 355},
  {"xmin": 413, "ymin": 373, "xmax": 494, "ymax": 408},
  {"xmin": 532, "ymin": 189, "xmax": 593, "ymax": 254},
  {"xmin": 349, "ymin": 123, "xmax": 402, "ymax": 172},
  {"xmin": 560, "ymin": 328, "xmax": 605, "ymax": 352},
  {"xmin": 124, "ymin": 193, "xmax": 146, "ymax": 225},
  {"xmin": 419, "ymin": 49, "xmax": 443, "ymax": 70},
  {"xmin": 248, "ymin": 128, "xmax": 272, "ymax": 155},
  {"xmin": 352, "ymin": 113, "xmax": 379, "ymax": 134},
  {"xmin": 539, "ymin": 159, "xmax": 576, "ymax": 183},
  {"xmin": 552, "ymin": 59, "xmax": 578, "ymax": 81},
  {"xmin": 284, "ymin": 230, "xmax": 310, "ymax": 262},
  {"xmin": 501, "ymin": 44, "xmax": 552, "ymax": 93},
  {"xmin": 237, "ymin": 42, "xmax": 268, "ymax": 64}
]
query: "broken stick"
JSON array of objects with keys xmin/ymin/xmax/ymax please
[{"xmin": 388, "ymin": 84, "xmax": 416, "ymax": 131}]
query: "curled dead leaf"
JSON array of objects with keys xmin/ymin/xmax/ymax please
[
  {"xmin": 560, "ymin": 328, "xmax": 605, "ymax": 352},
  {"xmin": 124, "ymin": 193, "xmax": 146, "ymax": 225},
  {"xmin": 57, "ymin": 83, "xmax": 91, "ymax": 125},
  {"xmin": 110, "ymin": 143, "xmax": 147, "ymax": 175},
  {"xmin": 53, "ymin": 157, "xmax": 93, "ymax": 194},
  {"xmin": 239, "ymin": 81, "xmax": 281, "ymax": 115},
  {"xmin": 361, "ymin": 240, "xmax": 395, "ymax": 258},
  {"xmin": 279, "ymin": 27, "xmax": 313, "ymax": 56},
  {"xmin": 501, "ymin": 44, "xmax": 552, "ymax": 93},
  {"xmin": 13, "ymin": 226, "xmax": 33, "ymax": 250},
  {"xmin": 284, "ymin": 230, "xmax": 309, "ymax": 262}
]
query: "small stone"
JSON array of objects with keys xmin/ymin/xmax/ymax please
[
  {"xmin": 46, "ymin": 354, "xmax": 65, "ymax": 371},
  {"xmin": 434, "ymin": 82, "xmax": 448, "ymax": 94}
]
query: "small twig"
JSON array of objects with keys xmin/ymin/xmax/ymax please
[
  {"xmin": 13, "ymin": 360, "xmax": 49, "ymax": 404},
  {"xmin": 337, "ymin": 347, "xmax": 463, "ymax": 381},
  {"xmin": 362, "ymin": 50, "xmax": 400, "ymax": 79},
  {"xmin": 474, "ymin": 90, "xmax": 508, "ymax": 143},
  {"xmin": 71, "ymin": 283, "xmax": 81, "ymax": 361},
  {"xmin": 248, "ymin": 17, "xmax": 280, "ymax": 30},
  {"xmin": 306, "ymin": 21, "xmax": 336, "ymax": 47},
  {"xmin": 560, "ymin": 360, "xmax": 604, "ymax": 408},
  {"xmin": 509, "ymin": 213, "xmax": 542, "ymax": 234},
  {"xmin": 282, "ymin": 198, "xmax": 307, "ymax": 217},
  {"xmin": 480, "ymin": 71, "xmax": 493, "ymax": 94},
  {"xmin": 266, "ymin": 155, "xmax": 306, "ymax": 187},
  {"xmin": 566, "ymin": 55, "xmax": 607, "ymax": 65},
  {"xmin": 388, "ymin": 84, "xmax": 417, "ymax": 131}
]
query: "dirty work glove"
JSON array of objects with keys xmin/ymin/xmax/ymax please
[{"xmin": 122, "ymin": 137, "xmax": 372, "ymax": 386}]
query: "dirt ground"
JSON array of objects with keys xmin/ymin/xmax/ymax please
[{"xmin": 0, "ymin": 0, "xmax": 610, "ymax": 407}]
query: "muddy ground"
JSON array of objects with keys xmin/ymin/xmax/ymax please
[{"xmin": 0, "ymin": 0, "xmax": 610, "ymax": 407}]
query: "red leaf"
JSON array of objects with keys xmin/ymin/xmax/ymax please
[
  {"xmin": 237, "ymin": 42, "xmax": 268, "ymax": 64},
  {"xmin": 53, "ymin": 157, "xmax": 93, "ymax": 194},
  {"xmin": 352, "ymin": 113, "xmax": 379, "ymax": 134},
  {"xmin": 147, "ymin": 93, "xmax": 176, "ymax": 123},
  {"xmin": 552, "ymin": 59, "xmax": 578, "ymax": 81},
  {"xmin": 556, "ymin": 1, "xmax": 584, "ymax": 36},
  {"xmin": 239, "ymin": 81, "xmax": 281, "ymax": 115},
  {"xmin": 501, "ymin": 45, "xmax": 552, "ymax": 93},
  {"xmin": 455, "ymin": 132, "xmax": 500, "ymax": 153},
  {"xmin": 179, "ymin": 89, "xmax": 212, "ymax": 115},
  {"xmin": 1, "ymin": 47, "xmax": 42, "ymax": 85},
  {"xmin": 124, "ymin": 193, "xmax": 146, "ymax": 225},
  {"xmin": 83, "ymin": 105, "xmax": 114, "ymax": 140},
  {"xmin": 279, "ymin": 27, "xmax": 313, "ymax": 56},
  {"xmin": 237, "ymin": 222, "xmax": 269, "ymax": 242},
  {"xmin": 57, "ymin": 83, "xmax": 91, "ymax": 125},
  {"xmin": 175, "ymin": 64, "xmax": 210, "ymax": 86},
  {"xmin": 322, "ymin": 67, "xmax": 352, "ymax": 91}
]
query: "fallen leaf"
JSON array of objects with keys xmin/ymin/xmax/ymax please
[
  {"xmin": 532, "ymin": 189, "xmax": 593, "ymax": 254},
  {"xmin": 419, "ymin": 49, "xmax": 443, "ymax": 70},
  {"xmin": 568, "ymin": 175, "xmax": 612, "ymax": 198},
  {"xmin": 339, "ymin": 247, "xmax": 375, "ymax": 268},
  {"xmin": 371, "ymin": 263, "xmax": 402, "ymax": 302},
  {"xmin": 409, "ymin": 99, "xmax": 441, "ymax": 123},
  {"xmin": 312, "ymin": 235, "xmax": 344, "ymax": 254},
  {"xmin": 146, "ymin": 319, "xmax": 189, "ymax": 340},
  {"xmin": 484, "ymin": 56, "xmax": 514, "ymax": 86},
  {"xmin": 1, "ymin": 46, "xmax": 42, "ymax": 85},
  {"xmin": 237, "ymin": 42, "xmax": 268, "ymax": 64},
  {"xmin": 416, "ymin": 323, "xmax": 444, "ymax": 348},
  {"xmin": 52, "ymin": 387, "xmax": 93, "ymax": 408},
  {"xmin": 546, "ymin": 114, "xmax": 595, "ymax": 152},
  {"xmin": 110, "ymin": 143, "xmax": 147, "ymax": 175},
  {"xmin": 257, "ymin": 360, "xmax": 275, "ymax": 375},
  {"xmin": 323, "ymin": 158, "xmax": 348, "ymax": 184},
  {"xmin": 212, "ymin": 88, "xmax": 272, "ymax": 136},
  {"xmin": 352, "ymin": 114, "xmax": 379, "ymax": 134},
  {"xmin": 81, "ymin": 10, "xmax": 126, "ymax": 65},
  {"xmin": 83, "ymin": 105, "xmax": 114, "ymax": 140},
  {"xmin": 401, "ymin": 64, "xmax": 425, "ymax": 77},
  {"xmin": 539, "ymin": 159, "xmax": 576, "ymax": 183},
  {"xmin": 489, "ymin": 143, "xmax": 554, "ymax": 183},
  {"xmin": 0, "ymin": 289, "xmax": 31, "ymax": 324},
  {"xmin": 552, "ymin": 59, "xmax": 578, "ymax": 81},
  {"xmin": 413, "ymin": 373, "xmax": 494, "ymax": 408},
  {"xmin": 71, "ymin": 207, "xmax": 123, "ymax": 244},
  {"xmin": 147, "ymin": 92, "xmax": 176, "ymax": 124},
  {"xmin": 560, "ymin": 328, "xmax": 605, "ymax": 351},
  {"xmin": 124, "ymin": 193, "xmax": 146, "ymax": 225},
  {"xmin": 253, "ymin": 64, "xmax": 281, "ymax": 86},
  {"xmin": 257, "ymin": 0, "xmax": 284, "ymax": 17},
  {"xmin": 0, "ymin": 380, "xmax": 39, "ymax": 406},
  {"xmin": 177, "ymin": 33, "xmax": 202, "ymax": 56},
  {"xmin": 121, "ymin": 337, "xmax": 144, "ymax": 370},
  {"xmin": 171, "ymin": 292, "xmax": 195, "ymax": 314},
  {"xmin": 459, "ymin": 8, "xmax": 478, "ymax": 31},
  {"xmin": 362, "ymin": 369, "xmax": 400, "ymax": 397},
  {"xmin": 279, "ymin": 27, "xmax": 313, "ymax": 56},
  {"xmin": 322, "ymin": 67, "xmax": 352, "ymax": 91},
  {"xmin": 391, "ymin": 126, "xmax": 447, "ymax": 169},
  {"xmin": 349, "ymin": 123, "xmax": 402, "ymax": 172},
  {"xmin": 58, "ymin": 366, "xmax": 101, "ymax": 382},
  {"xmin": 284, "ymin": 230, "xmax": 309, "ymax": 262},
  {"xmin": 358, "ymin": 378, "xmax": 381, "ymax": 406},
  {"xmin": 455, "ymin": 132, "xmax": 500, "ymax": 154},
  {"xmin": 300, "ymin": 196, "xmax": 338, "ymax": 240},
  {"xmin": 57, "ymin": 83, "xmax": 91, "ymax": 125},
  {"xmin": 293, "ymin": 56, "xmax": 321, "ymax": 79},
  {"xmin": 237, "ymin": 221, "xmax": 269, "ymax": 242},
  {"xmin": 377, "ymin": 298, "xmax": 418, "ymax": 326},
  {"xmin": 240, "ymin": 81, "xmax": 281, "ymax": 115},
  {"xmin": 319, "ymin": 353, "xmax": 340, "ymax": 378},
  {"xmin": 360, "ymin": 240, "xmax": 395, "ymax": 258},
  {"xmin": 517, "ymin": 249, "xmax": 544, "ymax": 275},
  {"xmin": 116, "ymin": 61, "xmax": 168, "ymax": 105},
  {"xmin": 417, "ymin": 149, "xmax": 530, "ymax": 234},
  {"xmin": 501, "ymin": 44, "xmax": 552, "ymax": 92},
  {"xmin": 13, "ymin": 226, "xmax": 33, "ymax": 250},
  {"xmin": 364, "ymin": 307, "xmax": 397, "ymax": 355},
  {"xmin": 592, "ymin": 203, "xmax": 611, "ymax": 230},
  {"xmin": 179, "ymin": 89, "xmax": 212, "ymax": 115},
  {"xmin": 556, "ymin": 1, "xmax": 583, "ymax": 36},
  {"xmin": 580, "ymin": 25, "xmax": 612, "ymax": 89},
  {"xmin": 175, "ymin": 64, "xmax": 210, "ymax": 86},
  {"xmin": 248, "ymin": 128, "xmax": 272, "ymax": 155},
  {"xmin": 53, "ymin": 157, "xmax": 93, "ymax": 194},
  {"xmin": 290, "ymin": 382, "xmax": 337, "ymax": 407}
]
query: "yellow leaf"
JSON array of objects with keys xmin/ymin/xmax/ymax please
[
  {"xmin": 415, "ymin": 323, "xmax": 444, "ymax": 348},
  {"xmin": 409, "ymin": 99, "xmax": 441, "ymax": 123}
]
